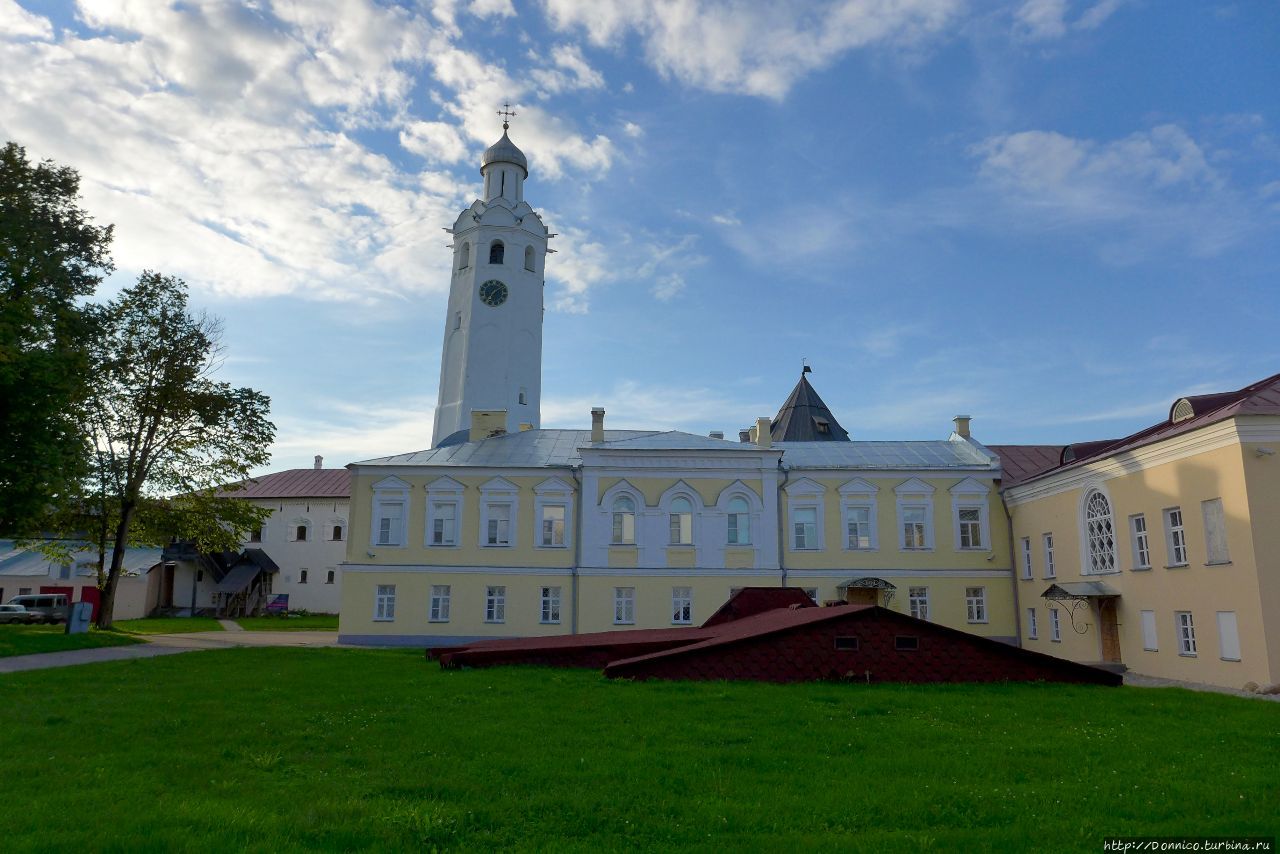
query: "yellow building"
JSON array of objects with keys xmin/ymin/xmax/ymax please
[{"xmin": 1000, "ymin": 372, "xmax": 1280, "ymax": 690}]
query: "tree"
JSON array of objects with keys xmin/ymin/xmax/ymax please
[
  {"xmin": 86, "ymin": 272, "xmax": 275, "ymax": 627},
  {"xmin": 0, "ymin": 141, "xmax": 113, "ymax": 535}
]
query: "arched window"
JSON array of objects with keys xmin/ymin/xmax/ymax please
[
  {"xmin": 489, "ymin": 240, "xmax": 504, "ymax": 265},
  {"xmin": 458, "ymin": 242, "xmax": 470, "ymax": 270},
  {"xmin": 669, "ymin": 496, "xmax": 693, "ymax": 545},
  {"xmin": 611, "ymin": 495, "xmax": 635, "ymax": 544},
  {"xmin": 1085, "ymin": 489, "xmax": 1116, "ymax": 574},
  {"xmin": 331, "ymin": 524, "xmax": 344, "ymax": 541},
  {"xmin": 726, "ymin": 496, "xmax": 750, "ymax": 545},
  {"xmin": 524, "ymin": 245, "xmax": 535, "ymax": 271}
]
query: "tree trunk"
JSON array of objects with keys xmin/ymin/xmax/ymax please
[{"xmin": 95, "ymin": 501, "xmax": 136, "ymax": 630}]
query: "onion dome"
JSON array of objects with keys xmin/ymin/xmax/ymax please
[{"xmin": 481, "ymin": 129, "xmax": 528, "ymax": 177}]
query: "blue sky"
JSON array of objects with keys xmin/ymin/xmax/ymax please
[{"xmin": 2, "ymin": 0, "xmax": 1278, "ymax": 473}]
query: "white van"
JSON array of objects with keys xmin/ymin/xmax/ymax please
[{"xmin": 6, "ymin": 593, "xmax": 69, "ymax": 623}]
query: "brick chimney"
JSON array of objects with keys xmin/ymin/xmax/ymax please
[
  {"xmin": 755, "ymin": 416, "xmax": 772, "ymax": 449},
  {"xmin": 313, "ymin": 455, "xmax": 323, "ymax": 470},
  {"xmin": 591, "ymin": 407, "xmax": 605, "ymax": 444},
  {"xmin": 953, "ymin": 415, "xmax": 972, "ymax": 439}
]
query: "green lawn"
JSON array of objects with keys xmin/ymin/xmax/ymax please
[
  {"xmin": 236, "ymin": 614, "xmax": 339, "ymax": 631},
  {"xmin": 0, "ymin": 649, "xmax": 1276, "ymax": 852},
  {"xmin": 114, "ymin": 616, "xmax": 224, "ymax": 634},
  {"xmin": 0, "ymin": 624, "xmax": 141, "ymax": 658}
]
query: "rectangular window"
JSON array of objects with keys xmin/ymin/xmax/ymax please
[
  {"xmin": 834, "ymin": 636, "xmax": 859, "ymax": 651},
  {"xmin": 374, "ymin": 584, "xmax": 396, "ymax": 621},
  {"xmin": 1202, "ymin": 498, "xmax": 1229, "ymax": 564},
  {"xmin": 429, "ymin": 585, "xmax": 451, "ymax": 622},
  {"xmin": 669, "ymin": 510, "xmax": 692, "ymax": 545},
  {"xmin": 431, "ymin": 502, "xmax": 456, "ymax": 546},
  {"xmin": 1216, "ymin": 611, "xmax": 1240, "ymax": 662},
  {"xmin": 1020, "ymin": 538, "xmax": 1033, "ymax": 579},
  {"xmin": 965, "ymin": 587, "xmax": 987, "ymax": 624},
  {"xmin": 846, "ymin": 506, "xmax": 872, "ymax": 550},
  {"xmin": 1026, "ymin": 607, "xmax": 1038, "ymax": 640},
  {"xmin": 803, "ymin": 587, "xmax": 820, "ymax": 605},
  {"xmin": 540, "ymin": 586, "xmax": 561, "ymax": 624},
  {"xmin": 249, "ymin": 528, "xmax": 262, "ymax": 543},
  {"xmin": 902, "ymin": 506, "xmax": 927, "ymax": 550},
  {"xmin": 376, "ymin": 502, "xmax": 404, "ymax": 546},
  {"xmin": 1130, "ymin": 514, "xmax": 1151, "ymax": 569},
  {"xmin": 541, "ymin": 505, "xmax": 566, "ymax": 547},
  {"xmin": 331, "ymin": 524, "xmax": 344, "ymax": 541},
  {"xmin": 614, "ymin": 587, "xmax": 635, "ymax": 624},
  {"xmin": 1164, "ymin": 508, "xmax": 1188, "ymax": 566},
  {"xmin": 727, "ymin": 509, "xmax": 750, "ymax": 545},
  {"xmin": 486, "ymin": 503, "xmax": 511, "ymax": 546},
  {"xmin": 325, "ymin": 569, "xmax": 335, "ymax": 584},
  {"xmin": 296, "ymin": 525, "xmax": 308, "ymax": 542},
  {"xmin": 1049, "ymin": 607, "xmax": 1061, "ymax": 642},
  {"xmin": 1176, "ymin": 611, "xmax": 1197, "ymax": 656},
  {"xmin": 671, "ymin": 586, "xmax": 693, "ymax": 624},
  {"xmin": 612, "ymin": 509, "xmax": 635, "ymax": 544},
  {"xmin": 299, "ymin": 569, "xmax": 308, "ymax": 584},
  {"xmin": 1043, "ymin": 534, "xmax": 1055, "ymax": 579},
  {"xmin": 958, "ymin": 507, "xmax": 983, "ymax": 549},
  {"xmin": 894, "ymin": 636, "xmax": 920, "ymax": 651},
  {"xmin": 1140, "ymin": 609, "xmax": 1158, "ymax": 651},
  {"xmin": 485, "ymin": 586, "xmax": 506, "ymax": 623},
  {"xmin": 908, "ymin": 586, "xmax": 929, "ymax": 621},
  {"xmin": 792, "ymin": 507, "xmax": 817, "ymax": 550}
]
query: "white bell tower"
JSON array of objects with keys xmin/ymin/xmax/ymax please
[{"xmin": 432, "ymin": 109, "xmax": 549, "ymax": 446}]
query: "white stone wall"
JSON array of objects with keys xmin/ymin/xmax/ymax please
[{"xmin": 245, "ymin": 498, "xmax": 348, "ymax": 613}]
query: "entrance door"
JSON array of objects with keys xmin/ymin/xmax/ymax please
[
  {"xmin": 1097, "ymin": 599, "xmax": 1122, "ymax": 663},
  {"xmin": 845, "ymin": 588, "xmax": 879, "ymax": 606},
  {"xmin": 162, "ymin": 564, "xmax": 175, "ymax": 608}
]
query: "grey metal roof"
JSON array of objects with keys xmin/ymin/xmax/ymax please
[
  {"xmin": 594, "ymin": 431, "xmax": 761, "ymax": 452},
  {"xmin": 0, "ymin": 540, "xmax": 162, "ymax": 578},
  {"xmin": 481, "ymin": 130, "xmax": 528, "ymax": 176},
  {"xmin": 771, "ymin": 372, "xmax": 850, "ymax": 442},
  {"xmin": 776, "ymin": 439, "xmax": 996, "ymax": 470},
  {"xmin": 353, "ymin": 430, "xmax": 655, "ymax": 469},
  {"xmin": 1043, "ymin": 581, "xmax": 1121, "ymax": 598}
]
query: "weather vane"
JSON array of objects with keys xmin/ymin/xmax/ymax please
[{"xmin": 497, "ymin": 103, "xmax": 516, "ymax": 131}]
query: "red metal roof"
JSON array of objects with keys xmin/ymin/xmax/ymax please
[
  {"xmin": 987, "ymin": 445, "xmax": 1065, "ymax": 488},
  {"xmin": 218, "ymin": 468, "xmax": 350, "ymax": 499}
]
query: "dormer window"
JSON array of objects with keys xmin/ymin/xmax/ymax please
[
  {"xmin": 1172, "ymin": 398, "xmax": 1195, "ymax": 423},
  {"xmin": 489, "ymin": 240, "xmax": 504, "ymax": 265},
  {"xmin": 524, "ymin": 245, "xmax": 535, "ymax": 271},
  {"xmin": 457, "ymin": 241, "xmax": 470, "ymax": 270}
]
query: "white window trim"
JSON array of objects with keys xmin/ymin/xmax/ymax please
[
  {"xmin": 288, "ymin": 517, "xmax": 312, "ymax": 543},
  {"xmin": 429, "ymin": 585, "xmax": 451, "ymax": 623},
  {"xmin": 1042, "ymin": 533, "xmax": 1056, "ymax": 579},
  {"xmin": 896, "ymin": 478, "xmax": 936, "ymax": 552},
  {"xmin": 1201, "ymin": 498, "xmax": 1231, "ymax": 565},
  {"xmin": 659, "ymin": 481, "xmax": 702, "ymax": 548},
  {"xmin": 786, "ymin": 478, "xmax": 826, "ymax": 552},
  {"xmin": 540, "ymin": 586, "xmax": 562, "ymax": 624},
  {"xmin": 479, "ymin": 476, "xmax": 520, "ymax": 549},
  {"xmin": 1163, "ymin": 506, "xmax": 1188, "ymax": 568},
  {"xmin": 1020, "ymin": 537, "xmax": 1033, "ymax": 580},
  {"xmin": 373, "ymin": 584, "xmax": 396, "ymax": 622},
  {"xmin": 1216, "ymin": 610, "xmax": 1240, "ymax": 662},
  {"xmin": 949, "ymin": 478, "xmax": 990, "ymax": 552},
  {"xmin": 602, "ymin": 480, "xmax": 642, "ymax": 546},
  {"xmin": 1175, "ymin": 611, "xmax": 1197, "ymax": 656},
  {"xmin": 485, "ymin": 585, "xmax": 507, "ymax": 624},
  {"xmin": 965, "ymin": 586, "xmax": 987, "ymax": 624},
  {"xmin": 1049, "ymin": 607, "xmax": 1061, "ymax": 642},
  {"xmin": 671, "ymin": 586, "xmax": 693, "ymax": 625},
  {"xmin": 908, "ymin": 586, "xmax": 929, "ymax": 621},
  {"xmin": 1026, "ymin": 607, "xmax": 1038, "ymax": 640},
  {"xmin": 1078, "ymin": 483, "xmax": 1118, "ymax": 575},
  {"xmin": 326, "ymin": 517, "xmax": 346, "ymax": 542},
  {"xmin": 534, "ymin": 477, "xmax": 575, "ymax": 550},
  {"xmin": 839, "ymin": 478, "xmax": 879, "ymax": 551},
  {"xmin": 715, "ymin": 481, "xmax": 763, "ymax": 550},
  {"xmin": 425, "ymin": 476, "xmax": 465, "ymax": 549},
  {"xmin": 614, "ymin": 586, "xmax": 636, "ymax": 625},
  {"xmin": 370, "ymin": 476, "xmax": 411, "ymax": 549},
  {"xmin": 1129, "ymin": 513, "xmax": 1151, "ymax": 570},
  {"xmin": 1140, "ymin": 609, "xmax": 1158, "ymax": 651}
]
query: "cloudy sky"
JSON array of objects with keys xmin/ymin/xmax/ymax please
[{"xmin": 3, "ymin": 0, "xmax": 1278, "ymax": 472}]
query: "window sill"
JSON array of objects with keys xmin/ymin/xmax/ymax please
[
  {"xmin": 372, "ymin": 543, "xmax": 406, "ymax": 549},
  {"xmin": 1020, "ymin": 575, "xmax": 1033, "ymax": 582},
  {"xmin": 613, "ymin": 621, "xmax": 635, "ymax": 626},
  {"xmin": 901, "ymin": 548, "xmax": 934, "ymax": 553},
  {"xmin": 1043, "ymin": 575, "xmax": 1057, "ymax": 581},
  {"xmin": 667, "ymin": 544, "xmax": 695, "ymax": 549},
  {"xmin": 428, "ymin": 544, "xmax": 459, "ymax": 549},
  {"xmin": 671, "ymin": 622, "xmax": 693, "ymax": 627},
  {"xmin": 372, "ymin": 618, "xmax": 395, "ymax": 623},
  {"xmin": 1131, "ymin": 565, "xmax": 1152, "ymax": 572},
  {"xmin": 1220, "ymin": 656, "xmax": 1241, "ymax": 662},
  {"xmin": 539, "ymin": 620, "xmax": 561, "ymax": 625},
  {"xmin": 967, "ymin": 620, "xmax": 989, "ymax": 625},
  {"xmin": 609, "ymin": 543, "xmax": 637, "ymax": 548},
  {"xmin": 1178, "ymin": 652, "xmax": 1198, "ymax": 658},
  {"xmin": 484, "ymin": 620, "xmax": 506, "ymax": 625},
  {"xmin": 1050, "ymin": 638, "xmax": 1061, "ymax": 643},
  {"xmin": 844, "ymin": 547, "xmax": 879, "ymax": 553},
  {"xmin": 957, "ymin": 547, "xmax": 987, "ymax": 552},
  {"xmin": 1142, "ymin": 648, "xmax": 1157, "ymax": 653},
  {"xmin": 482, "ymin": 544, "xmax": 514, "ymax": 549},
  {"xmin": 428, "ymin": 619, "xmax": 450, "ymax": 624},
  {"xmin": 1205, "ymin": 560, "xmax": 1233, "ymax": 567},
  {"xmin": 1164, "ymin": 563, "xmax": 1189, "ymax": 570},
  {"xmin": 537, "ymin": 544, "xmax": 569, "ymax": 550},
  {"xmin": 1084, "ymin": 569, "xmax": 1121, "ymax": 576}
]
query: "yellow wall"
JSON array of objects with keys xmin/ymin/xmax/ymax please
[
  {"xmin": 596, "ymin": 476, "xmax": 762, "ymax": 507},
  {"xmin": 1008, "ymin": 433, "xmax": 1275, "ymax": 689}
]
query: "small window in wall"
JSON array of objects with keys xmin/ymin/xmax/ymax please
[
  {"xmin": 430, "ymin": 585, "xmax": 451, "ymax": 622},
  {"xmin": 1216, "ymin": 611, "xmax": 1240, "ymax": 661},
  {"xmin": 1020, "ymin": 538, "xmax": 1033, "ymax": 579},
  {"xmin": 249, "ymin": 528, "xmax": 262, "ymax": 543},
  {"xmin": 1140, "ymin": 609, "xmax": 1158, "ymax": 651},
  {"xmin": 488, "ymin": 240, "xmax": 504, "ymax": 265},
  {"xmin": 295, "ymin": 524, "xmax": 309, "ymax": 542},
  {"xmin": 299, "ymin": 569, "xmax": 309, "ymax": 584},
  {"xmin": 331, "ymin": 524, "xmax": 344, "ymax": 542},
  {"xmin": 669, "ymin": 497, "xmax": 693, "ymax": 545},
  {"xmin": 1026, "ymin": 607, "xmax": 1038, "ymax": 640},
  {"xmin": 909, "ymin": 587, "xmax": 929, "ymax": 621},
  {"xmin": 518, "ymin": 388, "xmax": 528, "ymax": 406},
  {"xmin": 325, "ymin": 569, "xmax": 335, "ymax": 585},
  {"xmin": 792, "ymin": 507, "xmax": 817, "ymax": 550},
  {"xmin": 834, "ymin": 636, "xmax": 859, "ymax": 651},
  {"xmin": 727, "ymin": 496, "xmax": 751, "ymax": 545},
  {"xmin": 1202, "ymin": 498, "xmax": 1230, "ymax": 564},
  {"xmin": 1049, "ymin": 607, "xmax": 1061, "ymax": 642},
  {"xmin": 1130, "ymin": 514, "xmax": 1151, "ymax": 569},
  {"xmin": 1164, "ymin": 508, "xmax": 1188, "ymax": 567},
  {"xmin": 458, "ymin": 241, "xmax": 470, "ymax": 270},
  {"xmin": 540, "ymin": 504, "xmax": 566, "ymax": 548},
  {"xmin": 611, "ymin": 496, "xmax": 636, "ymax": 544},
  {"xmin": 1084, "ymin": 489, "xmax": 1116, "ymax": 574},
  {"xmin": 485, "ymin": 586, "xmax": 506, "ymax": 623},
  {"xmin": 958, "ymin": 506, "xmax": 983, "ymax": 549},
  {"xmin": 453, "ymin": 311, "xmax": 461, "ymax": 330},
  {"xmin": 374, "ymin": 584, "xmax": 396, "ymax": 621},
  {"xmin": 965, "ymin": 587, "xmax": 987, "ymax": 623},
  {"xmin": 1176, "ymin": 611, "xmax": 1197, "ymax": 655},
  {"xmin": 524, "ymin": 245, "xmax": 535, "ymax": 271},
  {"xmin": 196, "ymin": 569, "xmax": 204, "ymax": 583},
  {"xmin": 486, "ymin": 503, "xmax": 512, "ymax": 546},
  {"xmin": 803, "ymin": 587, "xmax": 820, "ymax": 606},
  {"xmin": 1042, "ymin": 534, "xmax": 1055, "ymax": 579},
  {"xmin": 614, "ymin": 587, "xmax": 635, "ymax": 624},
  {"xmin": 901, "ymin": 506, "xmax": 928, "ymax": 550},
  {"xmin": 672, "ymin": 587, "xmax": 693, "ymax": 624},
  {"xmin": 845, "ymin": 506, "xmax": 872, "ymax": 550},
  {"xmin": 431, "ymin": 502, "xmax": 458, "ymax": 547},
  {"xmin": 894, "ymin": 636, "xmax": 920, "ymax": 651},
  {"xmin": 541, "ymin": 586, "xmax": 561, "ymax": 624}
]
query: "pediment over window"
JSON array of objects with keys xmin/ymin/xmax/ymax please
[
  {"xmin": 948, "ymin": 477, "xmax": 990, "ymax": 496},
  {"xmin": 716, "ymin": 480, "xmax": 762, "ymax": 509},
  {"xmin": 838, "ymin": 477, "xmax": 879, "ymax": 497},
  {"xmin": 894, "ymin": 477, "xmax": 935, "ymax": 496},
  {"xmin": 479, "ymin": 476, "xmax": 519, "ymax": 494},
  {"xmin": 660, "ymin": 480, "xmax": 703, "ymax": 507},
  {"xmin": 784, "ymin": 477, "xmax": 826, "ymax": 496},
  {"xmin": 535, "ymin": 476, "xmax": 574, "ymax": 495},
  {"xmin": 372, "ymin": 476, "xmax": 411, "ymax": 491},
  {"xmin": 426, "ymin": 476, "xmax": 465, "ymax": 494},
  {"xmin": 600, "ymin": 479, "xmax": 642, "ymax": 507}
]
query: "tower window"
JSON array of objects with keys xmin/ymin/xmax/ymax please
[
  {"xmin": 519, "ymin": 388, "xmax": 527, "ymax": 405},
  {"xmin": 489, "ymin": 240, "xmax": 504, "ymax": 265},
  {"xmin": 458, "ymin": 242, "xmax": 470, "ymax": 270},
  {"xmin": 524, "ymin": 245, "xmax": 535, "ymax": 271}
]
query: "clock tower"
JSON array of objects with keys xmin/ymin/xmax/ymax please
[{"xmin": 432, "ymin": 113, "xmax": 549, "ymax": 446}]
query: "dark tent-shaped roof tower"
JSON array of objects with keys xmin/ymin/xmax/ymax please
[{"xmin": 771, "ymin": 369, "xmax": 850, "ymax": 442}]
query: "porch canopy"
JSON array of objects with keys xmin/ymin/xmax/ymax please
[
  {"xmin": 216, "ymin": 563, "xmax": 260, "ymax": 594},
  {"xmin": 1041, "ymin": 581, "xmax": 1120, "ymax": 600},
  {"xmin": 837, "ymin": 577, "xmax": 898, "ymax": 592}
]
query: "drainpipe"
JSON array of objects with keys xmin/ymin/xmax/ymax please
[
  {"xmin": 570, "ymin": 464, "xmax": 582, "ymax": 636},
  {"xmin": 777, "ymin": 459, "xmax": 790, "ymax": 588},
  {"xmin": 1001, "ymin": 488, "xmax": 1023, "ymax": 646}
]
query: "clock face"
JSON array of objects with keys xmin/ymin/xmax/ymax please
[{"xmin": 479, "ymin": 279, "xmax": 508, "ymax": 307}]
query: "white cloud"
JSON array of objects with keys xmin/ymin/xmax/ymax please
[
  {"xmin": 543, "ymin": 379, "xmax": 760, "ymax": 431},
  {"xmin": 469, "ymin": 0, "xmax": 516, "ymax": 19},
  {"xmin": 541, "ymin": 0, "xmax": 962, "ymax": 99},
  {"xmin": 1014, "ymin": 0, "xmax": 1130, "ymax": 41},
  {"xmin": 542, "ymin": 220, "xmax": 702, "ymax": 312},
  {"xmin": 530, "ymin": 43, "xmax": 606, "ymax": 94},
  {"xmin": 0, "ymin": 0, "xmax": 51, "ymax": 39},
  {"xmin": 400, "ymin": 120, "xmax": 470, "ymax": 164}
]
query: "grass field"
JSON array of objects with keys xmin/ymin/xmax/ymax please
[
  {"xmin": 0, "ymin": 648, "xmax": 1276, "ymax": 851},
  {"xmin": 0, "ymin": 625, "xmax": 142, "ymax": 658},
  {"xmin": 236, "ymin": 614, "xmax": 339, "ymax": 631},
  {"xmin": 114, "ymin": 616, "xmax": 225, "ymax": 634}
]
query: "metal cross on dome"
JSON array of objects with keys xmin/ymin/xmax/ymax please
[{"xmin": 497, "ymin": 103, "xmax": 517, "ymax": 130}]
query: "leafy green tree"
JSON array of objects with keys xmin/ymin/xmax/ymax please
[
  {"xmin": 86, "ymin": 272, "xmax": 274, "ymax": 627},
  {"xmin": 0, "ymin": 141, "xmax": 113, "ymax": 535}
]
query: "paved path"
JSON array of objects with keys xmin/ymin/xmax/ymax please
[
  {"xmin": 218, "ymin": 619, "xmax": 244, "ymax": 632},
  {"xmin": 1124, "ymin": 671, "xmax": 1280, "ymax": 702},
  {"xmin": 1, "ymin": 630, "xmax": 344, "ymax": 674}
]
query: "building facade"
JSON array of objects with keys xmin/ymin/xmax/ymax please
[{"xmin": 1001, "ymin": 374, "xmax": 1280, "ymax": 690}]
